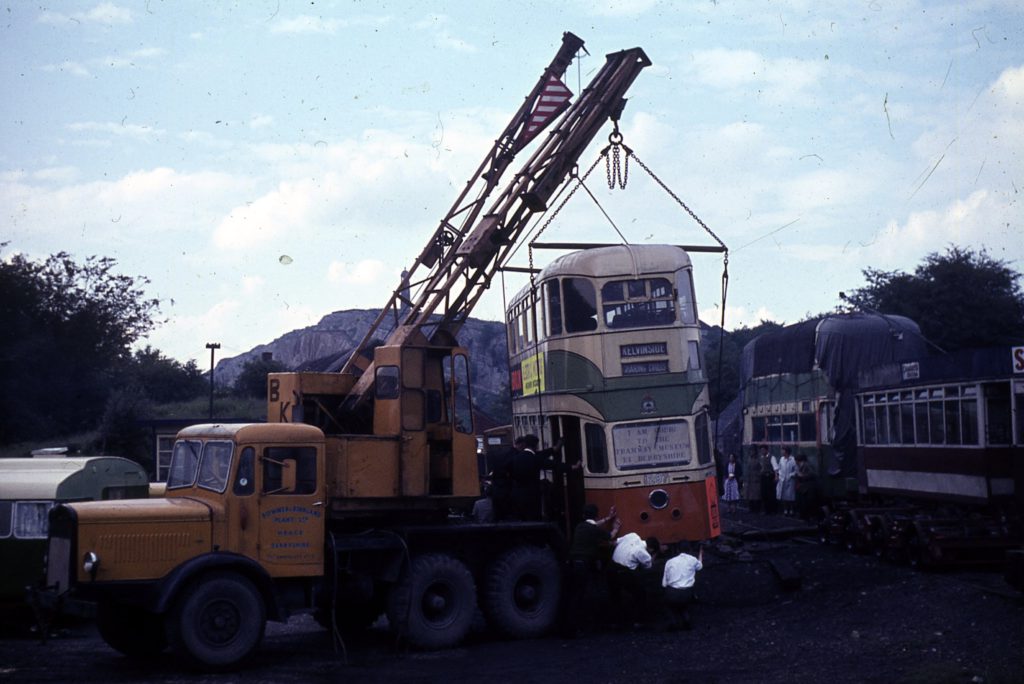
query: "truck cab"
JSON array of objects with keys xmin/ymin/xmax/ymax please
[{"xmin": 44, "ymin": 423, "xmax": 326, "ymax": 668}]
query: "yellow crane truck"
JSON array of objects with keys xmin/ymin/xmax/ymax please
[{"xmin": 38, "ymin": 33, "xmax": 651, "ymax": 669}]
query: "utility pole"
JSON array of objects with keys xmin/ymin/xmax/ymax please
[{"xmin": 206, "ymin": 342, "xmax": 221, "ymax": 419}]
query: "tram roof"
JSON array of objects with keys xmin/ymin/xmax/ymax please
[
  {"xmin": 858, "ymin": 345, "xmax": 1022, "ymax": 391},
  {"xmin": 510, "ymin": 244, "xmax": 692, "ymax": 306},
  {"xmin": 740, "ymin": 312, "xmax": 927, "ymax": 391}
]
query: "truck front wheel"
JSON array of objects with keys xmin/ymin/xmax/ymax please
[
  {"xmin": 169, "ymin": 572, "xmax": 266, "ymax": 670},
  {"xmin": 387, "ymin": 553, "xmax": 476, "ymax": 649},
  {"xmin": 482, "ymin": 545, "xmax": 561, "ymax": 638},
  {"xmin": 97, "ymin": 602, "xmax": 167, "ymax": 657}
]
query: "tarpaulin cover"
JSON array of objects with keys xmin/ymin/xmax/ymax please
[{"xmin": 740, "ymin": 313, "xmax": 928, "ymax": 475}]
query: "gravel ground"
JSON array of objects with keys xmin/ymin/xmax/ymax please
[{"xmin": 1, "ymin": 509, "xmax": 1020, "ymax": 683}]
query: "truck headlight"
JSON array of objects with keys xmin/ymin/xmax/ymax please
[{"xmin": 82, "ymin": 551, "xmax": 100, "ymax": 576}]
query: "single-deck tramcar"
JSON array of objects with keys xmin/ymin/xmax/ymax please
[{"xmin": 505, "ymin": 244, "xmax": 720, "ymax": 543}]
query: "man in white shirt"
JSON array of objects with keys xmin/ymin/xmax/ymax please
[
  {"xmin": 661, "ymin": 544, "xmax": 703, "ymax": 630},
  {"xmin": 611, "ymin": 532, "xmax": 652, "ymax": 570}
]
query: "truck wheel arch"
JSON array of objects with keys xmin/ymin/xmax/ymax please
[{"xmin": 155, "ymin": 553, "xmax": 283, "ymax": 621}]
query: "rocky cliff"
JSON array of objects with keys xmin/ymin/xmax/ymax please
[{"xmin": 213, "ymin": 309, "xmax": 512, "ymax": 424}]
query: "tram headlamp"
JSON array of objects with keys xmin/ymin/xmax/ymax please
[
  {"xmin": 649, "ymin": 489, "xmax": 669, "ymax": 510},
  {"xmin": 82, "ymin": 551, "xmax": 100, "ymax": 576}
]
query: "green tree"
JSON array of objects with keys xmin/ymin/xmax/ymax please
[
  {"xmin": 705, "ymin": 320, "xmax": 784, "ymax": 415},
  {"xmin": 842, "ymin": 246, "xmax": 1024, "ymax": 351},
  {"xmin": 233, "ymin": 355, "xmax": 289, "ymax": 398},
  {"xmin": 128, "ymin": 346, "xmax": 207, "ymax": 403},
  {"xmin": 0, "ymin": 248, "xmax": 159, "ymax": 443}
]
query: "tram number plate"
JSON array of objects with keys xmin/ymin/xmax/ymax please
[{"xmin": 643, "ymin": 473, "xmax": 667, "ymax": 486}]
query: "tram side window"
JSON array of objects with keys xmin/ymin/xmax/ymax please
[
  {"xmin": 601, "ymin": 278, "xmax": 675, "ymax": 329},
  {"xmin": 985, "ymin": 383, "xmax": 1012, "ymax": 445},
  {"xmin": 584, "ymin": 423, "xmax": 608, "ymax": 473},
  {"xmin": 1016, "ymin": 387, "xmax": 1024, "ymax": 445},
  {"xmin": 0, "ymin": 501, "xmax": 10, "ymax": 538},
  {"xmin": 563, "ymin": 278, "xmax": 598, "ymax": 333},
  {"xmin": 675, "ymin": 270, "xmax": 698, "ymax": 325},
  {"xmin": 695, "ymin": 412, "xmax": 711, "ymax": 465},
  {"xmin": 546, "ymin": 280, "xmax": 562, "ymax": 336}
]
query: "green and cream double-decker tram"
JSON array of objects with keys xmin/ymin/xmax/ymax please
[{"xmin": 506, "ymin": 244, "xmax": 720, "ymax": 542}]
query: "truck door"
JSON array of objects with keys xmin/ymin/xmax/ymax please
[{"xmin": 257, "ymin": 445, "xmax": 324, "ymax": 576}]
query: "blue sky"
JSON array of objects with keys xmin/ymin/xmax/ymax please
[{"xmin": 2, "ymin": 1, "xmax": 1022, "ymax": 364}]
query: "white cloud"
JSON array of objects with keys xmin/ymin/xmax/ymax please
[
  {"xmin": 866, "ymin": 190, "xmax": 1019, "ymax": 268},
  {"xmin": 326, "ymin": 259, "xmax": 386, "ymax": 285},
  {"xmin": 39, "ymin": 2, "xmax": 133, "ymax": 25},
  {"xmin": 684, "ymin": 49, "xmax": 826, "ymax": 102},
  {"xmin": 33, "ymin": 166, "xmax": 80, "ymax": 183},
  {"xmin": 67, "ymin": 120, "xmax": 165, "ymax": 142},
  {"xmin": 702, "ymin": 304, "xmax": 780, "ymax": 331},
  {"xmin": 41, "ymin": 61, "xmax": 91, "ymax": 77},
  {"xmin": 412, "ymin": 14, "xmax": 476, "ymax": 53},
  {"xmin": 582, "ymin": 0, "xmax": 659, "ymax": 17},
  {"xmin": 102, "ymin": 47, "xmax": 166, "ymax": 68},
  {"xmin": 241, "ymin": 275, "xmax": 264, "ymax": 294},
  {"xmin": 249, "ymin": 114, "xmax": 274, "ymax": 130},
  {"xmin": 271, "ymin": 14, "xmax": 391, "ymax": 35}
]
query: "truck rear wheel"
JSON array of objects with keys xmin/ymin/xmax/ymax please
[
  {"xmin": 169, "ymin": 572, "xmax": 266, "ymax": 670},
  {"xmin": 482, "ymin": 545, "xmax": 561, "ymax": 638},
  {"xmin": 387, "ymin": 553, "xmax": 476, "ymax": 649},
  {"xmin": 97, "ymin": 602, "xmax": 167, "ymax": 657}
]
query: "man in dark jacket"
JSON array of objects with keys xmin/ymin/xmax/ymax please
[{"xmin": 507, "ymin": 434, "xmax": 568, "ymax": 520}]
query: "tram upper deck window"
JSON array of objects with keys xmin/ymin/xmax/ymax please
[
  {"xmin": 601, "ymin": 278, "xmax": 675, "ymax": 329},
  {"xmin": 675, "ymin": 270, "xmax": 698, "ymax": 325},
  {"xmin": 545, "ymin": 280, "xmax": 562, "ymax": 336},
  {"xmin": 563, "ymin": 278, "xmax": 598, "ymax": 333}
]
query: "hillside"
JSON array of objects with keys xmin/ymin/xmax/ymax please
[{"xmin": 213, "ymin": 310, "xmax": 512, "ymax": 425}]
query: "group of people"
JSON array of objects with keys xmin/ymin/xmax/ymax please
[
  {"xmin": 474, "ymin": 434, "xmax": 579, "ymax": 523},
  {"xmin": 566, "ymin": 503, "xmax": 703, "ymax": 634},
  {"xmin": 723, "ymin": 445, "xmax": 819, "ymax": 519}
]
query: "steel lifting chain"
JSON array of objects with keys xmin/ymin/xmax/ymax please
[{"xmin": 606, "ymin": 128, "xmax": 629, "ymax": 189}]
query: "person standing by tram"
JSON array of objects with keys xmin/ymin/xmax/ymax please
[
  {"xmin": 758, "ymin": 445, "xmax": 779, "ymax": 515},
  {"xmin": 506, "ymin": 434, "xmax": 569, "ymax": 520},
  {"xmin": 744, "ymin": 446, "xmax": 763, "ymax": 513}
]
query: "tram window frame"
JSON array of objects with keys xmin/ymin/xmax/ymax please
[
  {"xmin": 944, "ymin": 397, "xmax": 961, "ymax": 444},
  {"xmin": 675, "ymin": 270, "xmax": 698, "ymax": 325},
  {"xmin": 798, "ymin": 412, "xmax": 817, "ymax": 442},
  {"xmin": 984, "ymin": 382, "xmax": 1012, "ymax": 445},
  {"xmin": 584, "ymin": 422, "xmax": 608, "ymax": 473},
  {"xmin": 687, "ymin": 340, "xmax": 702, "ymax": 371},
  {"xmin": 545, "ymin": 280, "xmax": 562, "ymax": 336},
  {"xmin": 601, "ymin": 277, "xmax": 676, "ymax": 330},
  {"xmin": 751, "ymin": 416, "xmax": 767, "ymax": 442},
  {"xmin": 900, "ymin": 403, "xmax": 915, "ymax": 444},
  {"xmin": 563, "ymin": 278, "xmax": 598, "ymax": 333}
]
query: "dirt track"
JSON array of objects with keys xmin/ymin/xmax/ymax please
[{"xmin": 1, "ymin": 510, "xmax": 1021, "ymax": 683}]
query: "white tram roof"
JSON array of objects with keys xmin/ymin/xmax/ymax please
[
  {"xmin": 0, "ymin": 456, "xmax": 148, "ymax": 500},
  {"xmin": 511, "ymin": 244, "xmax": 692, "ymax": 306}
]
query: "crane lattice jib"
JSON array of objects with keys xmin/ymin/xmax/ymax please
[
  {"xmin": 413, "ymin": 46, "xmax": 651, "ymax": 337},
  {"xmin": 337, "ymin": 32, "xmax": 585, "ymax": 379},
  {"xmin": 341, "ymin": 44, "xmax": 651, "ymax": 410}
]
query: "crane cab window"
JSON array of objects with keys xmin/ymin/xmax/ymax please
[{"xmin": 263, "ymin": 446, "xmax": 317, "ymax": 495}]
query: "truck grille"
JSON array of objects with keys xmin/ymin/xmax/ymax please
[
  {"xmin": 45, "ymin": 505, "xmax": 76, "ymax": 593},
  {"xmin": 46, "ymin": 536, "xmax": 72, "ymax": 592}
]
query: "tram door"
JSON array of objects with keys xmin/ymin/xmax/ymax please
[{"xmin": 545, "ymin": 415, "xmax": 586, "ymax": 533}]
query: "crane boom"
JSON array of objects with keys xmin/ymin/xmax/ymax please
[
  {"xmin": 337, "ymin": 31, "xmax": 585, "ymax": 379},
  {"xmin": 339, "ymin": 42, "xmax": 651, "ymax": 414}
]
